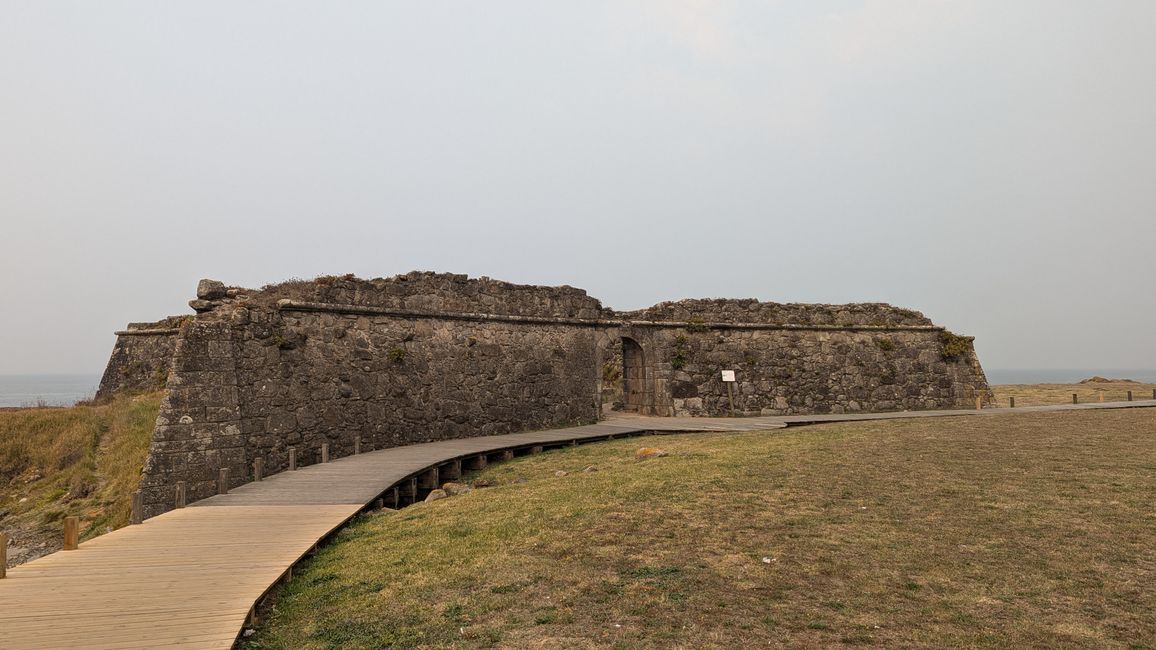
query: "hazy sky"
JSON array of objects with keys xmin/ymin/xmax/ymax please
[{"xmin": 2, "ymin": 1, "xmax": 1154, "ymax": 375}]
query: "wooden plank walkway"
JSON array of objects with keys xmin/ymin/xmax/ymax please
[{"xmin": 1, "ymin": 403, "xmax": 1153, "ymax": 649}]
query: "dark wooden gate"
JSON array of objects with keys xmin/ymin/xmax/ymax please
[{"xmin": 622, "ymin": 338, "xmax": 645, "ymax": 412}]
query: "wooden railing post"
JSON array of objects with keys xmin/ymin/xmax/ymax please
[
  {"xmin": 1152, "ymin": 388, "xmax": 1155, "ymax": 400},
  {"xmin": 218, "ymin": 468, "xmax": 229, "ymax": 495},
  {"xmin": 130, "ymin": 491, "xmax": 143, "ymax": 525},
  {"xmin": 1009, "ymin": 396, "xmax": 1015, "ymax": 408},
  {"xmin": 1127, "ymin": 390, "xmax": 1133, "ymax": 402},
  {"xmin": 63, "ymin": 517, "xmax": 79, "ymax": 550},
  {"xmin": 530, "ymin": 445, "xmax": 543, "ymax": 455},
  {"xmin": 354, "ymin": 437, "xmax": 361, "ymax": 455},
  {"xmin": 175, "ymin": 481, "xmax": 186, "ymax": 508},
  {"xmin": 289, "ymin": 447, "xmax": 297, "ymax": 471},
  {"xmin": 254, "ymin": 457, "xmax": 264, "ymax": 481},
  {"xmin": 322, "ymin": 442, "xmax": 330, "ymax": 463},
  {"xmin": 1, "ymin": 531, "xmax": 8, "ymax": 578},
  {"xmin": 1072, "ymin": 393, "xmax": 1078, "ymax": 404}
]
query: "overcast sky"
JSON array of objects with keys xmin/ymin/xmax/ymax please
[{"xmin": 2, "ymin": 1, "xmax": 1154, "ymax": 375}]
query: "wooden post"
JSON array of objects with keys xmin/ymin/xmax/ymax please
[
  {"xmin": 530, "ymin": 445, "xmax": 543, "ymax": 455},
  {"xmin": 390, "ymin": 487, "xmax": 399, "ymax": 509},
  {"xmin": 322, "ymin": 442, "xmax": 330, "ymax": 463},
  {"xmin": 1127, "ymin": 390, "xmax": 1133, "ymax": 402},
  {"xmin": 418, "ymin": 467, "xmax": 439, "ymax": 489},
  {"xmin": 254, "ymin": 457, "xmax": 264, "ymax": 481},
  {"xmin": 354, "ymin": 437, "xmax": 361, "ymax": 455},
  {"xmin": 727, "ymin": 382, "xmax": 736, "ymax": 417},
  {"xmin": 289, "ymin": 447, "xmax": 297, "ymax": 471},
  {"xmin": 175, "ymin": 481, "xmax": 186, "ymax": 508},
  {"xmin": 501, "ymin": 450, "xmax": 515, "ymax": 461},
  {"xmin": 975, "ymin": 395, "xmax": 982, "ymax": 410},
  {"xmin": 1009, "ymin": 396, "xmax": 1015, "ymax": 408},
  {"xmin": 1, "ymin": 532, "xmax": 8, "ymax": 578},
  {"xmin": 130, "ymin": 490, "xmax": 143, "ymax": 525},
  {"xmin": 218, "ymin": 468, "xmax": 229, "ymax": 494},
  {"xmin": 1152, "ymin": 388, "xmax": 1155, "ymax": 400},
  {"xmin": 63, "ymin": 517, "xmax": 79, "ymax": 550},
  {"xmin": 467, "ymin": 455, "xmax": 487, "ymax": 471},
  {"xmin": 373, "ymin": 498, "xmax": 383, "ymax": 511},
  {"xmin": 442, "ymin": 460, "xmax": 461, "ymax": 480},
  {"xmin": 1072, "ymin": 393, "xmax": 1078, "ymax": 404}
]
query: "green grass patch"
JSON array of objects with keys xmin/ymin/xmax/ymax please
[
  {"xmin": 0, "ymin": 392, "xmax": 160, "ymax": 554},
  {"xmin": 243, "ymin": 410, "xmax": 1156, "ymax": 649}
]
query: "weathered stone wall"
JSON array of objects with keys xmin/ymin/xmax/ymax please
[
  {"xmin": 597, "ymin": 324, "xmax": 986, "ymax": 417},
  {"xmin": 114, "ymin": 273, "xmax": 989, "ymax": 518},
  {"xmin": 137, "ymin": 275, "xmax": 603, "ymax": 517},
  {"xmin": 95, "ymin": 317, "xmax": 186, "ymax": 400}
]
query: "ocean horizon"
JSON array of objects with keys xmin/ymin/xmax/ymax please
[
  {"xmin": 3, "ymin": 369, "xmax": 1155, "ymax": 408},
  {"xmin": 0, "ymin": 374, "xmax": 102, "ymax": 407}
]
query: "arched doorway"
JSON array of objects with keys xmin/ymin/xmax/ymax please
[{"xmin": 622, "ymin": 337, "xmax": 646, "ymax": 412}]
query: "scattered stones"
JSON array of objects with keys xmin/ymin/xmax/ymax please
[
  {"xmin": 582, "ymin": 465, "xmax": 598, "ymax": 473},
  {"xmin": 424, "ymin": 489, "xmax": 448, "ymax": 503},
  {"xmin": 441, "ymin": 482, "xmax": 472, "ymax": 496},
  {"xmin": 13, "ymin": 467, "xmax": 42, "ymax": 485},
  {"xmin": 196, "ymin": 279, "xmax": 228, "ymax": 301},
  {"xmin": 187, "ymin": 299, "xmax": 216, "ymax": 313},
  {"xmin": 473, "ymin": 478, "xmax": 494, "ymax": 488},
  {"xmin": 635, "ymin": 447, "xmax": 668, "ymax": 460},
  {"xmin": 554, "ymin": 470, "xmax": 569, "ymax": 477}
]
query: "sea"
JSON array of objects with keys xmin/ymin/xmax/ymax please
[
  {"xmin": 0, "ymin": 374, "xmax": 103, "ymax": 407},
  {"xmin": 1, "ymin": 369, "xmax": 1154, "ymax": 408}
]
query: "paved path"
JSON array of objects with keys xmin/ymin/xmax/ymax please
[{"xmin": 1, "ymin": 402, "xmax": 1153, "ymax": 649}]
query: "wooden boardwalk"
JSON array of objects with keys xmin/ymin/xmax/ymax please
[
  {"xmin": 1, "ymin": 403, "xmax": 1153, "ymax": 649},
  {"xmin": 0, "ymin": 416, "xmax": 784, "ymax": 650}
]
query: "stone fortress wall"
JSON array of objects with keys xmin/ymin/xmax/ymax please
[{"xmin": 99, "ymin": 273, "xmax": 989, "ymax": 518}]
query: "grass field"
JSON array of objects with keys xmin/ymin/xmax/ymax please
[
  {"xmin": 244, "ymin": 408, "xmax": 1155, "ymax": 649},
  {"xmin": 0, "ymin": 392, "xmax": 161, "ymax": 566},
  {"xmin": 991, "ymin": 382, "xmax": 1156, "ymax": 408}
]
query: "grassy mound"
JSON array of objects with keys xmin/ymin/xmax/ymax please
[
  {"xmin": 245, "ymin": 409, "xmax": 1155, "ymax": 649},
  {"xmin": 0, "ymin": 392, "xmax": 161, "ymax": 564}
]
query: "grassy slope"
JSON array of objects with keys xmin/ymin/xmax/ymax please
[
  {"xmin": 0, "ymin": 392, "xmax": 161, "ymax": 564},
  {"xmin": 245, "ymin": 409, "xmax": 1155, "ymax": 650}
]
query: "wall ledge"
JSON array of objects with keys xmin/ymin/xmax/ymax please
[
  {"xmin": 114, "ymin": 328, "xmax": 182, "ymax": 336},
  {"xmin": 276, "ymin": 300, "xmax": 945, "ymax": 332}
]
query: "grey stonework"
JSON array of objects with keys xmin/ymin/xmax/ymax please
[
  {"xmin": 104, "ymin": 273, "xmax": 989, "ymax": 518},
  {"xmin": 95, "ymin": 317, "xmax": 187, "ymax": 400}
]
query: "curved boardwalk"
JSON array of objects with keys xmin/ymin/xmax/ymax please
[{"xmin": 1, "ymin": 403, "xmax": 1153, "ymax": 649}]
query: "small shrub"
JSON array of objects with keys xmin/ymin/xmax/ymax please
[
  {"xmin": 939, "ymin": 331, "xmax": 973, "ymax": 361},
  {"xmin": 672, "ymin": 335, "xmax": 690, "ymax": 370},
  {"xmin": 602, "ymin": 362, "xmax": 621, "ymax": 383},
  {"xmin": 685, "ymin": 318, "xmax": 709, "ymax": 334},
  {"xmin": 875, "ymin": 338, "xmax": 895, "ymax": 352},
  {"xmin": 387, "ymin": 347, "xmax": 406, "ymax": 364}
]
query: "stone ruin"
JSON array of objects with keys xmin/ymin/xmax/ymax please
[{"xmin": 97, "ymin": 272, "xmax": 989, "ymax": 517}]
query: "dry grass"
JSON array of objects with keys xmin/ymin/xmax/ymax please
[
  {"xmin": 244, "ymin": 409, "xmax": 1156, "ymax": 649},
  {"xmin": 0, "ymin": 392, "xmax": 161, "ymax": 564},
  {"xmin": 991, "ymin": 382, "xmax": 1156, "ymax": 407}
]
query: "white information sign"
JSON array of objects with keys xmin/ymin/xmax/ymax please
[{"xmin": 720, "ymin": 370, "xmax": 736, "ymax": 382}]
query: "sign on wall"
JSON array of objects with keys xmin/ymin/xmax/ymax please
[{"xmin": 720, "ymin": 370, "xmax": 736, "ymax": 382}]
